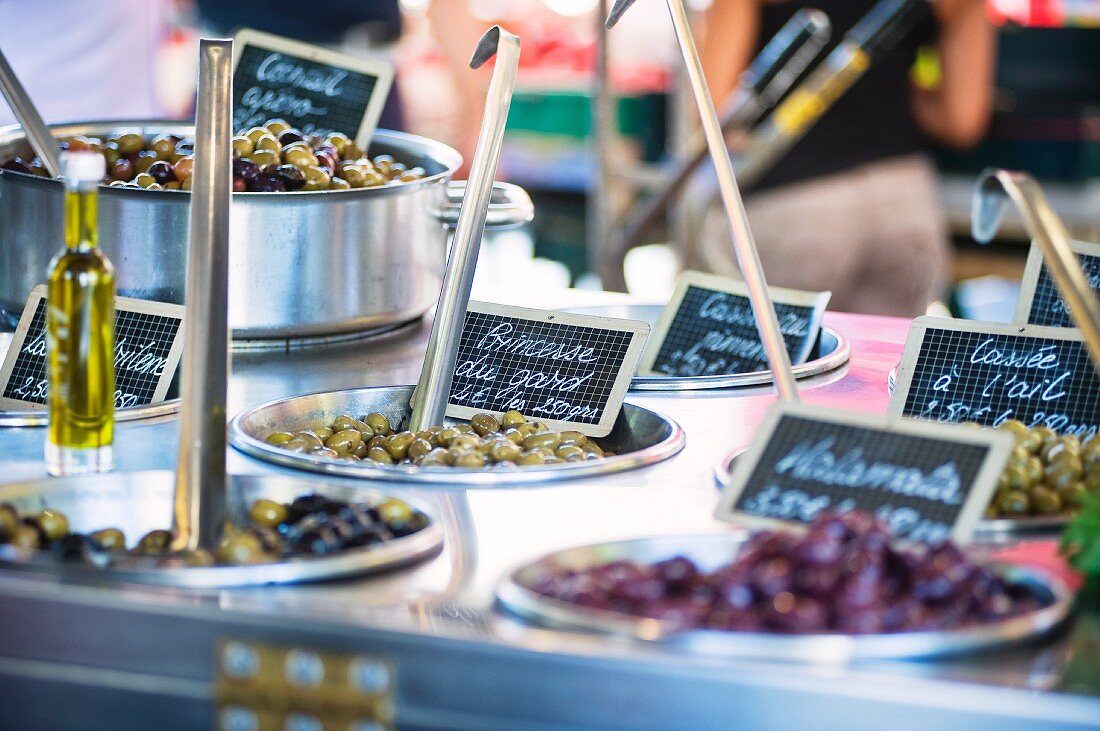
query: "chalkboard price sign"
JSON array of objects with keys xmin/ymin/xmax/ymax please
[
  {"xmin": 0, "ymin": 286, "xmax": 185, "ymax": 411},
  {"xmin": 232, "ymin": 28, "xmax": 395, "ymax": 146},
  {"xmin": 445, "ymin": 301, "xmax": 650, "ymax": 437},
  {"xmin": 638, "ymin": 271, "xmax": 830, "ymax": 377},
  {"xmin": 715, "ymin": 403, "xmax": 1011, "ymax": 545},
  {"xmin": 1015, "ymin": 239, "xmax": 1100, "ymax": 328},
  {"xmin": 889, "ymin": 316, "xmax": 1100, "ymax": 438}
]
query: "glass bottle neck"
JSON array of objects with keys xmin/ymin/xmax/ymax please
[{"xmin": 64, "ymin": 187, "xmax": 98, "ymax": 251}]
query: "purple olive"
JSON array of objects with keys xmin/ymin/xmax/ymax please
[
  {"xmin": 147, "ymin": 160, "xmax": 177, "ymax": 184},
  {"xmin": 248, "ymin": 173, "xmax": 286, "ymax": 193},
  {"xmin": 232, "ymin": 157, "xmax": 260, "ymax": 182},
  {"xmin": 276, "ymin": 164, "xmax": 306, "ymax": 191},
  {"xmin": 278, "ymin": 129, "xmax": 304, "ymax": 146}
]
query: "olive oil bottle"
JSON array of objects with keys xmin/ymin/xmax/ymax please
[{"xmin": 45, "ymin": 152, "xmax": 116, "ymax": 475}]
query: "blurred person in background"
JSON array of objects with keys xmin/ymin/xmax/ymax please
[
  {"xmin": 0, "ymin": 0, "xmax": 172, "ymax": 127},
  {"xmin": 692, "ymin": 0, "xmax": 996, "ymax": 317}
]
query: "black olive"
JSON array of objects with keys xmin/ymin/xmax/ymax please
[
  {"xmin": 232, "ymin": 157, "xmax": 260, "ymax": 182},
  {"xmin": 276, "ymin": 164, "xmax": 306, "ymax": 191}
]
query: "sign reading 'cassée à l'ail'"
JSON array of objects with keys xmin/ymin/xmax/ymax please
[
  {"xmin": 232, "ymin": 28, "xmax": 394, "ymax": 145},
  {"xmin": 445, "ymin": 301, "xmax": 650, "ymax": 437},
  {"xmin": 639, "ymin": 271, "xmax": 830, "ymax": 378},
  {"xmin": 0, "ymin": 285, "xmax": 185, "ymax": 412},
  {"xmin": 715, "ymin": 403, "xmax": 1012, "ymax": 545},
  {"xmin": 1015, "ymin": 239, "xmax": 1100, "ymax": 328},
  {"xmin": 889, "ymin": 316, "xmax": 1100, "ymax": 438}
]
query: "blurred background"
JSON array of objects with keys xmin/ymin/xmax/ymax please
[{"xmin": 1, "ymin": 0, "xmax": 1098, "ymax": 319}]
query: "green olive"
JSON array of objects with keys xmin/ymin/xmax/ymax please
[
  {"xmin": 438, "ymin": 426, "xmax": 460, "ymax": 443},
  {"xmin": 454, "ymin": 452, "xmax": 486, "ymax": 468},
  {"xmin": 556, "ymin": 445, "xmax": 585, "ymax": 460},
  {"xmin": 246, "ymin": 149, "xmax": 279, "ymax": 168},
  {"xmin": 523, "ymin": 432, "xmax": 562, "ymax": 451},
  {"xmin": 386, "ymin": 431, "xmax": 416, "ymax": 460},
  {"xmin": 254, "ymin": 135, "xmax": 281, "ymax": 154},
  {"xmin": 1045, "ymin": 459, "xmax": 1083, "ymax": 489},
  {"xmin": 1003, "ymin": 464, "xmax": 1031, "ymax": 492},
  {"xmin": 284, "ymin": 433, "xmax": 324, "ymax": 453},
  {"xmin": 558, "ymin": 431, "xmax": 588, "ymax": 447},
  {"xmin": 996, "ymin": 490, "xmax": 1030, "ymax": 516},
  {"xmin": 216, "ymin": 531, "xmax": 267, "ymax": 565},
  {"xmin": 329, "ymin": 176, "xmax": 350, "ymax": 190},
  {"xmin": 325, "ymin": 429, "xmax": 363, "ymax": 455},
  {"xmin": 516, "ymin": 451, "xmax": 547, "ymax": 466},
  {"xmin": 135, "ymin": 529, "xmax": 173, "ymax": 555},
  {"xmin": 366, "ymin": 413, "xmax": 392, "ymax": 437},
  {"xmin": 116, "ymin": 132, "xmax": 144, "ymax": 154},
  {"xmin": 450, "ymin": 435, "xmax": 480, "ymax": 452},
  {"xmin": 185, "ymin": 549, "xmax": 217, "ymax": 567},
  {"xmin": 501, "ymin": 410, "xmax": 526, "ymax": 429},
  {"xmin": 89, "ymin": 528, "xmax": 126, "ymax": 552},
  {"xmin": 249, "ymin": 498, "xmax": 289, "ymax": 528},
  {"xmin": 454, "ymin": 424, "xmax": 476, "ymax": 435},
  {"xmin": 10, "ymin": 524, "xmax": 41, "ymax": 549},
  {"xmin": 470, "ymin": 413, "xmax": 501, "ymax": 436},
  {"xmin": 407, "ymin": 438, "xmax": 434, "ymax": 460},
  {"xmin": 34, "ymin": 509, "xmax": 69, "ymax": 541},
  {"xmin": 244, "ymin": 126, "xmax": 272, "ymax": 144},
  {"xmin": 265, "ymin": 119, "xmax": 292, "ymax": 136},
  {"xmin": 231, "ymin": 135, "xmax": 254, "ymax": 157},
  {"xmin": 1029, "ymin": 485, "xmax": 1064, "ymax": 514},
  {"xmin": 0, "ymin": 503, "xmax": 19, "ymax": 538},
  {"xmin": 419, "ymin": 448, "xmax": 451, "ymax": 466},
  {"xmin": 1059, "ymin": 482, "xmax": 1089, "ymax": 509},
  {"xmin": 367, "ymin": 446, "xmax": 395, "ymax": 464},
  {"xmin": 302, "ymin": 165, "xmax": 331, "ymax": 191},
  {"xmin": 490, "ymin": 441, "xmax": 522, "ymax": 462},
  {"xmin": 1023, "ymin": 456, "xmax": 1044, "ymax": 487}
]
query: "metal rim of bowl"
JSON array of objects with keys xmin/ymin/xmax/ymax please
[
  {"xmin": 712, "ymin": 449, "xmax": 1072, "ymax": 537},
  {"xmin": 227, "ymin": 385, "xmax": 687, "ymax": 487},
  {"xmin": 0, "ymin": 399, "xmax": 180, "ymax": 428},
  {"xmin": 494, "ymin": 532, "xmax": 1074, "ymax": 662},
  {"xmin": 0, "ymin": 470, "xmax": 444, "ymax": 588},
  {"xmin": 563, "ymin": 305, "xmax": 850, "ymax": 391},
  {"xmin": 0, "ymin": 121, "xmax": 463, "ymax": 197}
]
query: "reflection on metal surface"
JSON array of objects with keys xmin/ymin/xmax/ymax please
[
  {"xmin": 229, "ymin": 385, "xmax": 685, "ymax": 486},
  {"xmin": 0, "ymin": 471, "xmax": 443, "ymax": 587},
  {"xmin": 569, "ymin": 305, "xmax": 850, "ymax": 391},
  {"xmin": 0, "ymin": 333, "xmax": 181, "ymax": 427},
  {"xmin": 497, "ymin": 533, "xmax": 1073, "ymax": 662}
]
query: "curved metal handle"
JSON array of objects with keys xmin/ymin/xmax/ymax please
[
  {"xmin": 972, "ymin": 168, "xmax": 1100, "ymax": 376},
  {"xmin": 433, "ymin": 180, "xmax": 534, "ymax": 229}
]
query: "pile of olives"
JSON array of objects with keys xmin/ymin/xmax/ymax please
[
  {"xmin": 1, "ymin": 117, "xmax": 426, "ymax": 193},
  {"xmin": 265, "ymin": 410, "xmax": 610, "ymax": 468},
  {"xmin": 0, "ymin": 493, "xmax": 428, "ymax": 569},
  {"xmin": 529, "ymin": 511, "xmax": 1044, "ymax": 635},
  {"xmin": 986, "ymin": 420, "xmax": 1100, "ymax": 519}
]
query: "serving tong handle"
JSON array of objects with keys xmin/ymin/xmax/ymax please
[
  {"xmin": 409, "ymin": 26, "xmax": 521, "ymax": 432},
  {"xmin": 172, "ymin": 39, "xmax": 233, "ymax": 552},
  {"xmin": 0, "ymin": 45, "xmax": 61, "ymax": 178},
  {"xmin": 972, "ymin": 168, "xmax": 1100, "ymax": 376},
  {"xmin": 608, "ymin": 0, "xmax": 799, "ymax": 401}
]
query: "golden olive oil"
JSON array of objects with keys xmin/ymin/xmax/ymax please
[{"xmin": 46, "ymin": 152, "xmax": 116, "ymax": 475}]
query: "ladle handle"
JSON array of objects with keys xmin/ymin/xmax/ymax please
[
  {"xmin": 972, "ymin": 168, "xmax": 1100, "ymax": 376},
  {"xmin": 409, "ymin": 26, "xmax": 521, "ymax": 432},
  {"xmin": 0, "ymin": 46, "xmax": 61, "ymax": 178},
  {"xmin": 173, "ymin": 39, "xmax": 233, "ymax": 553}
]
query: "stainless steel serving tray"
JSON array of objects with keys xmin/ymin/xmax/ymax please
[
  {"xmin": 712, "ymin": 449, "xmax": 1072, "ymax": 538},
  {"xmin": 0, "ymin": 332, "xmax": 179, "ymax": 427},
  {"xmin": 495, "ymin": 533, "xmax": 1073, "ymax": 662},
  {"xmin": 0, "ymin": 470, "xmax": 443, "ymax": 587},
  {"xmin": 228, "ymin": 385, "xmax": 685, "ymax": 486},
  {"xmin": 567, "ymin": 304, "xmax": 849, "ymax": 391}
]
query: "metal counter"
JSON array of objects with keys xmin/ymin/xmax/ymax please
[{"xmin": 0, "ymin": 290, "xmax": 1098, "ymax": 730}]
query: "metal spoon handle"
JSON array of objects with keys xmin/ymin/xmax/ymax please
[
  {"xmin": 973, "ymin": 169, "xmax": 1100, "ymax": 376},
  {"xmin": 173, "ymin": 39, "xmax": 233, "ymax": 552},
  {"xmin": 409, "ymin": 26, "xmax": 521, "ymax": 432},
  {"xmin": 0, "ymin": 46, "xmax": 60, "ymax": 178}
]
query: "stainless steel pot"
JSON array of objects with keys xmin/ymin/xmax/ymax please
[{"xmin": 0, "ymin": 120, "xmax": 533, "ymax": 340}]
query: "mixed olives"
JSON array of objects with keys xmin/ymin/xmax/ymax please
[
  {"xmin": 1, "ymin": 117, "xmax": 426, "ymax": 192},
  {"xmin": 0, "ymin": 493, "xmax": 428, "ymax": 568},
  {"xmin": 264, "ymin": 410, "xmax": 611, "ymax": 468},
  {"xmin": 986, "ymin": 420, "xmax": 1100, "ymax": 519},
  {"xmin": 528, "ymin": 511, "xmax": 1044, "ymax": 634}
]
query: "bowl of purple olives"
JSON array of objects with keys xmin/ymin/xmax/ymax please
[
  {"xmin": 0, "ymin": 119, "xmax": 531, "ymax": 340},
  {"xmin": 496, "ymin": 512, "xmax": 1072, "ymax": 661},
  {"xmin": 0, "ymin": 470, "xmax": 443, "ymax": 588}
]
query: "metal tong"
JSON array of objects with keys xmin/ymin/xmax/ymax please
[
  {"xmin": 972, "ymin": 169, "xmax": 1100, "ymax": 376},
  {"xmin": 409, "ymin": 26, "xmax": 521, "ymax": 432},
  {"xmin": 608, "ymin": 0, "xmax": 798, "ymax": 401},
  {"xmin": 606, "ymin": 9, "xmax": 830, "ymax": 285},
  {"xmin": 172, "ymin": 39, "xmax": 233, "ymax": 552},
  {"xmin": 0, "ymin": 45, "xmax": 61, "ymax": 177}
]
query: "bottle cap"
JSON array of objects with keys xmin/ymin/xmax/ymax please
[{"xmin": 60, "ymin": 151, "xmax": 106, "ymax": 187}]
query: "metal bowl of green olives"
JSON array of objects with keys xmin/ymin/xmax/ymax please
[
  {"xmin": 0, "ymin": 120, "xmax": 532, "ymax": 342},
  {"xmin": 228, "ymin": 385, "xmax": 686, "ymax": 486},
  {"xmin": 0, "ymin": 470, "xmax": 444, "ymax": 587}
]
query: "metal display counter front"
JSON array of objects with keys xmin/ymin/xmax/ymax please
[{"xmin": 0, "ymin": 292, "xmax": 1097, "ymax": 731}]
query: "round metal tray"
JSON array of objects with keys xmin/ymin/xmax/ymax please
[
  {"xmin": 495, "ymin": 533, "xmax": 1073, "ymax": 662},
  {"xmin": 712, "ymin": 449, "xmax": 1071, "ymax": 538},
  {"xmin": 0, "ymin": 470, "xmax": 443, "ymax": 587},
  {"xmin": 567, "ymin": 304, "xmax": 849, "ymax": 391},
  {"xmin": 228, "ymin": 385, "xmax": 685, "ymax": 486},
  {"xmin": 0, "ymin": 333, "xmax": 180, "ymax": 427}
]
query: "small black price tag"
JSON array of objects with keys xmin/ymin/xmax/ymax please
[
  {"xmin": 889, "ymin": 316, "xmax": 1100, "ymax": 438},
  {"xmin": 638, "ymin": 271, "xmax": 830, "ymax": 377},
  {"xmin": 1014, "ymin": 239, "xmax": 1100, "ymax": 328},
  {"xmin": 444, "ymin": 301, "xmax": 650, "ymax": 437},
  {"xmin": 0, "ymin": 286, "xmax": 185, "ymax": 411},
  {"xmin": 715, "ymin": 403, "xmax": 1011, "ymax": 545},
  {"xmin": 232, "ymin": 28, "xmax": 395, "ymax": 146}
]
